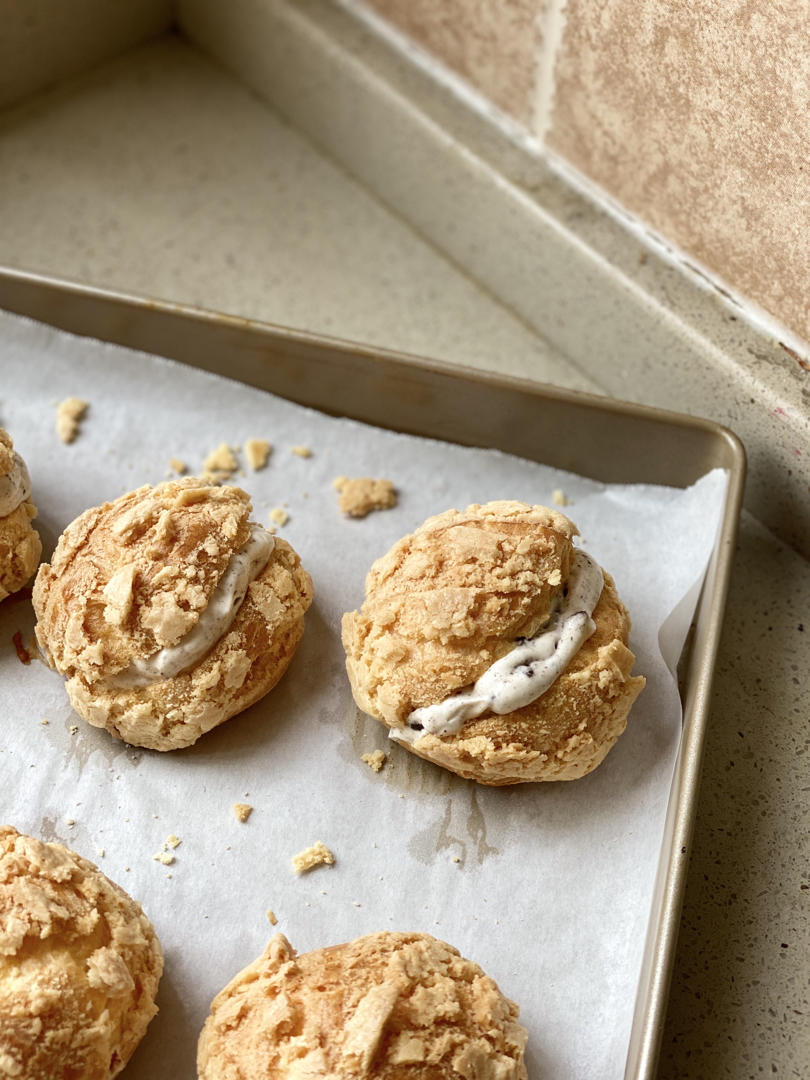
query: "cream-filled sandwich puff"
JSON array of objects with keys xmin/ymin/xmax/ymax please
[
  {"xmin": 0, "ymin": 825, "xmax": 162, "ymax": 1079},
  {"xmin": 198, "ymin": 931, "xmax": 528, "ymax": 1079},
  {"xmin": 33, "ymin": 479, "xmax": 314, "ymax": 750},
  {"xmin": 342, "ymin": 501, "xmax": 644, "ymax": 785},
  {"xmin": 0, "ymin": 428, "xmax": 41, "ymax": 602}
]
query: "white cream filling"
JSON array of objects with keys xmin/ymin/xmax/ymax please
[
  {"xmin": 391, "ymin": 550, "xmax": 604, "ymax": 744},
  {"xmin": 108, "ymin": 524, "xmax": 275, "ymax": 688},
  {"xmin": 0, "ymin": 454, "xmax": 32, "ymax": 518}
]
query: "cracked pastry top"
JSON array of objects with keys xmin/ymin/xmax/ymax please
[
  {"xmin": 32, "ymin": 478, "xmax": 314, "ymax": 751},
  {"xmin": 197, "ymin": 931, "xmax": 528, "ymax": 1079},
  {"xmin": 0, "ymin": 427, "xmax": 42, "ymax": 602},
  {"xmin": 0, "ymin": 825, "xmax": 162, "ymax": 1080},
  {"xmin": 342, "ymin": 500, "xmax": 645, "ymax": 785}
]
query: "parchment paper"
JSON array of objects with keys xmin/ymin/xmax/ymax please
[{"xmin": 0, "ymin": 309, "xmax": 727, "ymax": 1079}]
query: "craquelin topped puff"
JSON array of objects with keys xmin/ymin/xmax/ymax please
[
  {"xmin": 0, "ymin": 826, "xmax": 162, "ymax": 1080},
  {"xmin": 197, "ymin": 931, "xmax": 528, "ymax": 1079},
  {"xmin": 342, "ymin": 500, "xmax": 645, "ymax": 785},
  {"xmin": 0, "ymin": 428, "xmax": 41, "ymax": 602},
  {"xmin": 33, "ymin": 478, "xmax": 314, "ymax": 750}
]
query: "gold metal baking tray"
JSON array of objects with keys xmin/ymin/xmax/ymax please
[{"xmin": 0, "ymin": 265, "xmax": 745, "ymax": 1080}]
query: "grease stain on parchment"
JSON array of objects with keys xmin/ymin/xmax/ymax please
[
  {"xmin": 408, "ymin": 784, "xmax": 499, "ymax": 867},
  {"xmin": 37, "ymin": 813, "xmax": 88, "ymax": 850},
  {"xmin": 340, "ymin": 704, "xmax": 499, "ymax": 865},
  {"xmin": 58, "ymin": 714, "xmax": 142, "ymax": 775}
]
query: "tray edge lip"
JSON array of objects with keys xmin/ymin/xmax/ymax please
[{"xmin": 0, "ymin": 265, "xmax": 748, "ymax": 472}]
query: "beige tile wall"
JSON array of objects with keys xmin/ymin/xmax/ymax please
[
  {"xmin": 353, "ymin": 0, "xmax": 810, "ymax": 347},
  {"xmin": 0, "ymin": 0, "xmax": 172, "ymax": 110},
  {"xmin": 362, "ymin": 0, "xmax": 543, "ymax": 125}
]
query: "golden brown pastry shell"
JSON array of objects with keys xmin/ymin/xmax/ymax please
[
  {"xmin": 198, "ymin": 931, "xmax": 528, "ymax": 1079},
  {"xmin": 0, "ymin": 825, "xmax": 162, "ymax": 1080},
  {"xmin": 342, "ymin": 501, "xmax": 644, "ymax": 785},
  {"xmin": 0, "ymin": 498, "xmax": 41, "ymax": 602},
  {"xmin": 33, "ymin": 479, "xmax": 314, "ymax": 750}
]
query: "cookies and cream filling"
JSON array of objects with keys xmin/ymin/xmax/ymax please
[
  {"xmin": 109, "ymin": 524, "xmax": 275, "ymax": 688},
  {"xmin": 392, "ymin": 550, "xmax": 604, "ymax": 743},
  {"xmin": 0, "ymin": 453, "xmax": 32, "ymax": 518}
]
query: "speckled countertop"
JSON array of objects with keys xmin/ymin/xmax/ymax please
[{"xmin": 0, "ymin": 36, "xmax": 807, "ymax": 1080}]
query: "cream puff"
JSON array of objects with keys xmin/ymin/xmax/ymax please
[
  {"xmin": 0, "ymin": 825, "xmax": 162, "ymax": 1079},
  {"xmin": 33, "ymin": 478, "xmax": 314, "ymax": 750},
  {"xmin": 342, "ymin": 501, "xmax": 645, "ymax": 785},
  {"xmin": 197, "ymin": 931, "xmax": 528, "ymax": 1079},
  {"xmin": 0, "ymin": 428, "xmax": 41, "ymax": 602}
]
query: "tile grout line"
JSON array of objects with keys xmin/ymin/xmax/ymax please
[{"xmin": 534, "ymin": 0, "xmax": 569, "ymax": 145}]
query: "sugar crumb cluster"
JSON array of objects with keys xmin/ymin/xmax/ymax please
[
  {"xmin": 291, "ymin": 841, "xmax": 335, "ymax": 874},
  {"xmin": 333, "ymin": 475, "xmax": 397, "ymax": 518}
]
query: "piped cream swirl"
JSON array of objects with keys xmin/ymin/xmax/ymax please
[
  {"xmin": 109, "ymin": 524, "xmax": 275, "ymax": 688},
  {"xmin": 0, "ymin": 453, "xmax": 32, "ymax": 518},
  {"xmin": 392, "ymin": 550, "xmax": 604, "ymax": 744}
]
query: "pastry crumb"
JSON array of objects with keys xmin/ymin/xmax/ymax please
[
  {"xmin": 552, "ymin": 488, "xmax": 570, "ymax": 507},
  {"xmin": 233, "ymin": 802, "xmax": 253, "ymax": 823},
  {"xmin": 361, "ymin": 750, "xmax": 387, "ymax": 773},
  {"xmin": 65, "ymin": 818, "xmax": 75, "ymax": 827},
  {"xmin": 12, "ymin": 631, "xmax": 31, "ymax": 665},
  {"xmin": 56, "ymin": 397, "xmax": 88, "ymax": 443},
  {"xmin": 165, "ymin": 834, "xmax": 181, "ymax": 849},
  {"xmin": 168, "ymin": 457, "xmax": 187, "ymax": 474},
  {"xmin": 39, "ymin": 718, "xmax": 49, "ymax": 726},
  {"xmin": 269, "ymin": 507, "xmax": 289, "ymax": 527},
  {"xmin": 203, "ymin": 443, "xmax": 238, "ymax": 478},
  {"xmin": 266, "ymin": 909, "xmax": 278, "ymax": 926},
  {"xmin": 290, "ymin": 445, "xmax": 312, "ymax": 458},
  {"xmin": 97, "ymin": 848, "xmax": 105, "ymax": 858},
  {"xmin": 334, "ymin": 476, "xmax": 397, "ymax": 518},
  {"xmin": 244, "ymin": 439, "xmax": 271, "ymax": 470},
  {"xmin": 292, "ymin": 841, "xmax": 335, "ymax": 874},
  {"xmin": 153, "ymin": 851, "xmax": 174, "ymax": 866},
  {"xmin": 69, "ymin": 725, "xmax": 78, "ymax": 735},
  {"xmin": 451, "ymin": 855, "xmax": 461, "ymax": 864}
]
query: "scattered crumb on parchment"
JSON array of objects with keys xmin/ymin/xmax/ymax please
[
  {"xmin": 292, "ymin": 841, "xmax": 335, "ymax": 875},
  {"xmin": 266, "ymin": 909, "xmax": 278, "ymax": 926},
  {"xmin": 39, "ymin": 718, "xmax": 49, "ymax": 726},
  {"xmin": 56, "ymin": 397, "xmax": 88, "ymax": 444},
  {"xmin": 168, "ymin": 457, "xmax": 187, "ymax": 474},
  {"xmin": 290, "ymin": 445, "xmax": 312, "ymax": 458},
  {"xmin": 153, "ymin": 834, "xmax": 181, "ymax": 866},
  {"xmin": 361, "ymin": 750, "xmax": 387, "ymax": 773},
  {"xmin": 204, "ymin": 443, "xmax": 238, "ymax": 478},
  {"xmin": 244, "ymin": 439, "xmax": 271, "ymax": 470},
  {"xmin": 97, "ymin": 848, "xmax": 105, "ymax": 858},
  {"xmin": 553, "ymin": 488, "xmax": 570, "ymax": 507},
  {"xmin": 269, "ymin": 507, "xmax": 289, "ymax": 527},
  {"xmin": 69, "ymin": 725, "xmax": 78, "ymax": 735},
  {"xmin": 233, "ymin": 802, "xmax": 253, "ymax": 823},
  {"xmin": 333, "ymin": 476, "xmax": 397, "ymax": 518}
]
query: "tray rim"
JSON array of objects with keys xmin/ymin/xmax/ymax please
[{"xmin": 0, "ymin": 264, "xmax": 746, "ymax": 1080}]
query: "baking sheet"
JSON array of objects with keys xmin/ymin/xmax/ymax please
[{"xmin": 0, "ymin": 309, "xmax": 727, "ymax": 1079}]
